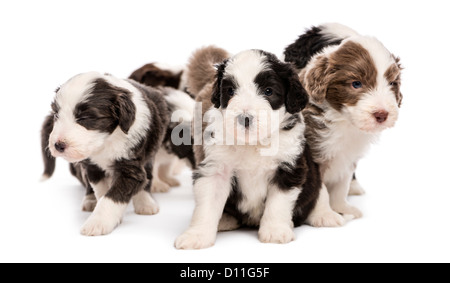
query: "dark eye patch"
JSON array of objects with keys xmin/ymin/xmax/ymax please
[
  {"xmin": 74, "ymin": 98, "xmax": 118, "ymax": 134},
  {"xmin": 254, "ymin": 71, "xmax": 285, "ymax": 110},
  {"xmin": 219, "ymin": 77, "xmax": 238, "ymax": 108}
]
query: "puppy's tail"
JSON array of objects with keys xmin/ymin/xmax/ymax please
[
  {"xmin": 41, "ymin": 114, "xmax": 56, "ymax": 181},
  {"xmin": 186, "ymin": 45, "xmax": 230, "ymax": 96},
  {"xmin": 284, "ymin": 23, "xmax": 359, "ymax": 70}
]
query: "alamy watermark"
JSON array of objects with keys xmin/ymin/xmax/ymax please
[{"xmin": 170, "ymin": 102, "xmax": 282, "ymax": 156}]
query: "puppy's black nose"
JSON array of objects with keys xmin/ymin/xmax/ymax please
[
  {"xmin": 237, "ymin": 114, "xmax": 253, "ymax": 129},
  {"xmin": 55, "ymin": 142, "xmax": 67, "ymax": 153}
]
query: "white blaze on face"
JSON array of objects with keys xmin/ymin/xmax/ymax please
[{"xmin": 48, "ymin": 72, "xmax": 109, "ymax": 163}]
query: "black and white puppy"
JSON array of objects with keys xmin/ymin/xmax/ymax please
[
  {"xmin": 46, "ymin": 72, "xmax": 170, "ymax": 236},
  {"xmin": 284, "ymin": 23, "xmax": 403, "ymax": 218},
  {"xmin": 175, "ymin": 48, "xmax": 322, "ymax": 249}
]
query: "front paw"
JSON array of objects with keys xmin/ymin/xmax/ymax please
[
  {"xmin": 175, "ymin": 228, "xmax": 216, "ymax": 250},
  {"xmin": 258, "ymin": 224, "xmax": 295, "ymax": 244},
  {"xmin": 80, "ymin": 214, "xmax": 121, "ymax": 236},
  {"xmin": 332, "ymin": 204, "xmax": 363, "ymax": 219},
  {"xmin": 133, "ymin": 191, "xmax": 160, "ymax": 215}
]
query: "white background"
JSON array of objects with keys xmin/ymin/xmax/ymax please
[{"xmin": 1, "ymin": 0, "xmax": 449, "ymax": 263}]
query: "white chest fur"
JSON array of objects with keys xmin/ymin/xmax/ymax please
[{"xmin": 317, "ymin": 110, "xmax": 379, "ymax": 183}]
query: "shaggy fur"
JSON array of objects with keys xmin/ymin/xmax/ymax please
[
  {"xmin": 284, "ymin": 23, "xmax": 403, "ymax": 218},
  {"xmin": 41, "ymin": 72, "xmax": 195, "ymax": 236},
  {"xmin": 175, "ymin": 47, "xmax": 326, "ymax": 249}
]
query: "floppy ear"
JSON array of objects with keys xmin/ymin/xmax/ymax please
[
  {"xmin": 285, "ymin": 68, "xmax": 309, "ymax": 114},
  {"xmin": 395, "ymin": 56, "xmax": 404, "ymax": 108},
  {"xmin": 116, "ymin": 93, "xmax": 136, "ymax": 134},
  {"xmin": 41, "ymin": 114, "xmax": 56, "ymax": 179},
  {"xmin": 211, "ymin": 61, "xmax": 227, "ymax": 108},
  {"xmin": 303, "ymin": 55, "xmax": 330, "ymax": 104}
]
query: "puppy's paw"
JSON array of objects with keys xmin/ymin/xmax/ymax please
[
  {"xmin": 80, "ymin": 215, "xmax": 120, "ymax": 236},
  {"xmin": 175, "ymin": 229, "xmax": 216, "ymax": 250},
  {"xmin": 333, "ymin": 204, "xmax": 363, "ymax": 219},
  {"xmin": 133, "ymin": 191, "xmax": 160, "ymax": 215},
  {"xmin": 151, "ymin": 179, "xmax": 170, "ymax": 193},
  {"xmin": 134, "ymin": 203, "xmax": 159, "ymax": 215},
  {"xmin": 258, "ymin": 224, "xmax": 295, "ymax": 244},
  {"xmin": 306, "ymin": 210, "xmax": 346, "ymax": 227},
  {"xmin": 81, "ymin": 194, "xmax": 97, "ymax": 212},
  {"xmin": 349, "ymin": 179, "xmax": 366, "ymax": 196}
]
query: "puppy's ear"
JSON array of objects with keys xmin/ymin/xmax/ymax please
[
  {"xmin": 211, "ymin": 61, "xmax": 227, "ymax": 108},
  {"xmin": 41, "ymin": 114, "xmax": 56, "ymax": 180},
  {"xmin": 285, "ymin": 67, "xmax": 309, "ymax": 114},
  {"xmin": 303, "ymin": 55, "xmax": 330, "ymax": 104},
  {"xmin": 116, "ymin": 93, "xmax": 136, "ymax": 134},
  {"xmin": 395, "ymin": 56, "xmax": 404, "ymax": 108}
]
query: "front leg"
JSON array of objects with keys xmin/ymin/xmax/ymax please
[
  {"xmin": 327, "ymin": 172, "xmax": 363, "ymax": 218},
  {"xmin": 175, "ymin": 165, "xmax": 232, "ymax": 249},
  {"xmin": 258, "ymin": 186, "xmax": 300, "ymax": 244},
  {"xmin": 81, "ymin": 161, "xmax": 149, "ymax": 236}
]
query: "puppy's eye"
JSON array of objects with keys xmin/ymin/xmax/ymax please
[
  {"xmin": 264, "ymin": 88, "xmax": 273, "ymax": 96},
  {"xmin": 390, "ymin": 81, "xmax": 398, "ymax": 87},
  {"xmin": 227, "ymin": 87, "xmax": 235, "ymax": 96},
  {"xmin": 352, "ymin": 81, "xmax": 363, "ymax": 89}
]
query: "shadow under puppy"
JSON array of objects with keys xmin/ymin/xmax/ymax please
[
  {"xmin": 42, "ymin": 72, "xmax": 171, "ymax": 236},
  {"xmin": 284, "ymin": 23, "xmax": 403, "ymax": 218},
  {"xmin": 175, "ymin": 47, "xmax": 322, "ymax": 249}
]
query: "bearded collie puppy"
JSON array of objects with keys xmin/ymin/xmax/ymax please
[
  {"xmin": 284, "ymin": 23, "xmax": 403, "ymax": 218},
  {"xmin": 175, "ymin": 47, "xmax": 324, "ymax": 249},
  {"xmin": 41, "ymin": 72, "xmax": 194, "ymax": 235}
]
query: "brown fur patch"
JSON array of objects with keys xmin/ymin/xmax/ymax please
[
  {"xmin": 186, "ymin": 46, "xmax": 230, "ymax": 96},
  {"xmin": 326, "ymin": 41, "xmax": 378, "ymax": 110},
  {"xmin": 129, "ymin": 63, "xmax": 182, "ymax": 89},
  {"xmin": 384, "ymin": 57, "xmax": 403, "ymax": 107},
  {"xmin": 304, "ymin": 41, "xmax": 378, "ymax": 111},
  {"xmin": 193, "ymin": 83, "xmax": 214, "ymax": 166}
]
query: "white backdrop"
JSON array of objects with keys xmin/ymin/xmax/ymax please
[{"xmin": 1, "ymin": 0, "xmax": 449, "ymax": 263}]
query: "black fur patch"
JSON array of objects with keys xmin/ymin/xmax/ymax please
[
  {"xmin": 82, "ymin": 160, "xmax": 106, "ymax": 184},
  {"xmin": 74, "ymin": 79, "xmax": 136, "ymax": 134},
  {"xmin": 211, "ymin": 59, "xmax": 229, "ymax": 109},
  {"xmin": 272, "ymin": 144, "xmax": 322, "ymax": 226},
  {"xmin": 284, "ymin": 26, "xmax": 343, "ymax": 70}
]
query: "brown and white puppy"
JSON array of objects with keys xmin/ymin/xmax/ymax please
[
  {"xmin": 284, "ymin": 23, "xmax": 403, "ymax": 219},
  {"xmin": 43, "ymin": 72, "xmax": 171, "ymax": 236},
  {"xmin": 175, "ymin": 47, "xmax": 323, "ymax": 249}
]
